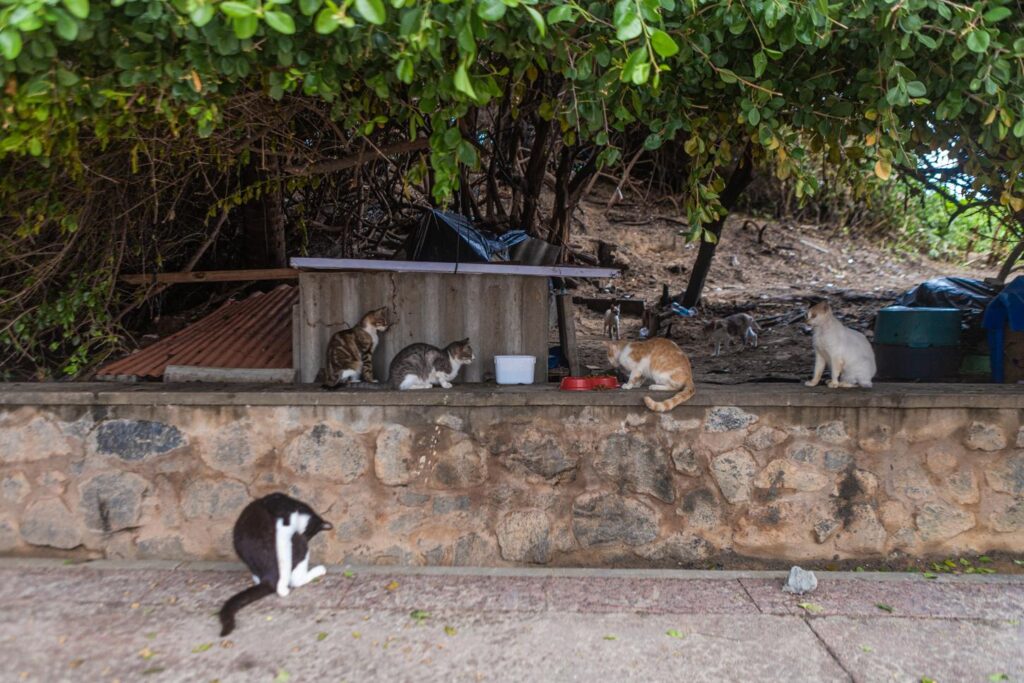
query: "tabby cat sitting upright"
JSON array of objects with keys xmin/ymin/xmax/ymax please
[
  {"xmin": 218, "ymin": 492, "xmax": 332, "ymax": 636},
  {"xmin": 388, "ymin": 338, "xmax": 475, "ymax": 390},
  {"xmin": 605, "ymin": 337, "xmax": 696, "ymax": 412},
  {"xmin": 322, "ymin": 306, "xmax": 390, "ymax": 388}
]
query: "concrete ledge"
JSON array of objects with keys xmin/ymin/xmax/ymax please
[{"xmin": 0, "ymin": 381, "xmax": 1019, "ymax": 409}]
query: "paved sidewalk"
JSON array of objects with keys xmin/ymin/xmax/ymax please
[{"xmin": 1, "ymin": 560, "xmax": 1022, "ymax": 682}]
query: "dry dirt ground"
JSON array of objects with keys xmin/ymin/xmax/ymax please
[{"xmin": 567, "ymin": 196, "xmax": 991, "ymax": 384}]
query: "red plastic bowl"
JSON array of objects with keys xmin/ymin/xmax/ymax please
[
  {"xmin": 590, "ymin": 376, "xmax": 619, "ymax": 390},
  {"xmin": 559, "ymin": 377, "xmax": 593, "ymax": 391}
]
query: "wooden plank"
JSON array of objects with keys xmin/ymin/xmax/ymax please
[
  {"xmin": 164, "ymin": 365, "xmax": 296, "ymax": 383},
  {"xmin": 290, "ymin": 257, "xmax": 619, "ymax": 279},
  {"xmin": 521, "ymin": 277, "xmax": 550, "ymax": 383},
  {"xmin": 572, "ymin": 296, "xmax": 645, "ymax": 318},
  {"xmin": 556, "ymin": 293, "xmax": 581, "ymax": 377},
  {"xmin": 291, "ymin": 303, "xmax": 302, "ymax": 378},
  {"xmin": 121, "ymin": 268, "xmax": 299, "ymax": 285}
]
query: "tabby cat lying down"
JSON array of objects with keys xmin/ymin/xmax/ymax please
[{"xmin": 388, "ymin": 338, "xmax": 475, "ymax": 389}]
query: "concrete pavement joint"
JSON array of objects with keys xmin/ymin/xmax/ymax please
[{"xmin": 804, "ymin": 617, "xmax": 857, "ymax": 683}]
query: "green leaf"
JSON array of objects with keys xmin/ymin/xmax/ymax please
[
  {"xmin": 274, "ymin": 671, "xmax": 291, "ymax": 683},
  {"xmin": 989, "ymin": 673, "xmax": 1010, "ymax": 682},
  {"xmin": 967, "ymin": 30, "xmax": 991, "ymax": 53},
  {"xmin": 922, "ymin": 572, "xmax": 938, "ymax": 579},
  {"xmin": 264, "ymin": 10, "xmax": 296, "ymax": 33},
  {"xmin": 905, "ymin": 81, "xmax": 927, "ymax": 97},
  {"xmin": 55, "ymin": 13, "xmax": 79, "ymax": 41},
  {"xmin": 395, "ymin": 58, "xmax": 414, "ymax": 84},
  {"xmin": 28, "ymin": 138, "xmax": 42, "ymax": 156},
  {"xmin": 233, "ymin": 14, "xmax": 259, "ymax": 38},
  {"xmin": 665, "ymin": 629, "xmax": 685, "ymax": 638},
  {"xmin": 409, "ymin": 609, "xmax": 430, "ymax": 623},
  {"xmin": 314, "ymin": 8, "xmax": 339, "ymax": 33},
  {"xmin": 718, "ymin": 68, "xmax": 738, "ymax": 84},
  {"xmin": 62, "ymin": 0, "xmax": 89, "ymax": 20},
  {"xmin": 220, "ymin": 1, "xmax": 256, "ymax": 17},
  {"xmin": 650, "ymin": 30, "xmax": 679, "ymax": 58},
  {"xmin": 0, "ymin": 30, "xmax": 23, "ymax": 60},
  {"xmin": 547, "ymin": 5, "xmax": 573, "ymax": 24},
  {"xmin": 299, "ymin": 0, "xmax": 321, "ymax": 15},
  {"xmin": 476, "ymin": 0, "xmax": 506, "ymax": 22},
  {"xmin": 875, "ymin": 603, "xmax": 894, "ymax": 613},
  {"xmin": 916, "ymin": 33, "xmax": 937, "ymax": 49},
  {"xmin": 453, "ymin": 61, "xmax": 477, "ymax": 98},
  {"xmin": 524, "ymin": 6, "xmax": 545, "ymax": 38},
  {"xmin": 747, "ymin": 107, "xmax": 760, "ymax": 126},
  {"xmin": 316, "ymin": 632, "xmax": 328, "ymax": 641},
  {"xmin": 191, "ymin": 643, "xmax": 213, "ymax": 653},
  {"xmin": 753, "ymin": 51, "xmax": 767, "ymax": 78},
  {"xmin": 983, "ymin": 7, "xmax": 1012, "ymax": 23},
  {"xmin": 798, "ymin": 602, "xmax": 824, "ymax": 614},
  {"xmin": 354, "ymin": 0, "xmax": 385, "ymax": 25},
  {"xmin": 444, "ymin": 626, "xmax": 457, "ymax": 636},
  {"xmin": 190, "ymin": 5, "xmax": 216, "ymax": 26},
  {"xmin": 613, "ymin": 0, "xmax": 642, "ymax": 41}
]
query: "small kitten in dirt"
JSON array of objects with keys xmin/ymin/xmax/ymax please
[
  {"xmin": 704, "ymin": 313, "xmax": 761, "ymax": 356},
  {"xmin": 322, "ymin": 307, "xmax": 390, "ymax": 388},
  {"xmin": 388, "ymin": 339, "xmax": 475, "ymax": 390},
  {"xmin": 605, "ymin": 337, "xmax": 696, "ymax": 412},
  {"xmin": 218, "ymin": 493, "xmax": 332, "ymax": 636},
  {"xmin": 804, "ymin": 301, "xmax": 876, "ymax": 388},
  {"xmin": 604, "ymin": 304, "xmax": 621, "ymax": 340}
]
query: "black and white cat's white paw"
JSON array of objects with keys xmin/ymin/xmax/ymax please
[
  {"xmin": 440, "ymin": 380, "xmax": 453, "ymax": 389},
  {"xmin": 276, "ymin": 579, "xmax": 291, "ymax": 597},
  {"xmin": 307, "ymin": 565, "xmax": 326, "ymax": 581}
]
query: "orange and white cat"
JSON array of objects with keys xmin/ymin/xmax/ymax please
[{"xmin": 605, "ymin": 338, "xmax": 696, "ymax": 412}]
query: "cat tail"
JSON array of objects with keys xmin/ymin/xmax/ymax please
[
  {"xmin": 643, "ymin": 383, "xmax": 696, "ymax": 412},
  {"xmin": 219, "ymin": 582, "xmax": 275, "ymax": 636}
]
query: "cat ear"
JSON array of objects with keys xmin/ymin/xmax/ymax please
[{"xmin": 459, "ymin": 338, "xmax": 469, "ymax": 345}]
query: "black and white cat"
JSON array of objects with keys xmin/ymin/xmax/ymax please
[
  {"xmin": 218, "ymin": 493, "xmax": 333, "ymax": 636},
  {"xmin": 387, "ymin": 339, "xmax": 475, "ymax": 390}
]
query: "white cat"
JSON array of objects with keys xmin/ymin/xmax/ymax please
[{"xmin": 804, "ymin": 301, "xmax": 876, "ymax": 388}]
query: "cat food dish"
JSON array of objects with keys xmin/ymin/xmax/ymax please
[
  {"xmin": 494, "ymin": 355, "xmax": 536, "ymax": 384},
  {"xmin": 559, "ymin": 377, "xmax": 593, "ymax": 391},
  {"xmin": 590, "ymin": 375, "xmax": 619, "ymax": 389}
]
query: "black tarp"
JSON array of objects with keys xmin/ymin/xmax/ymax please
[{"xmin": 407, "ymin": 210, "xmax": 529, "ymax": 263}]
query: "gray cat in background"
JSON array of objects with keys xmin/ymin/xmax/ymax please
[{"xmin": 388, "ymin": 339, "xmax": 475, "ymax": 389}]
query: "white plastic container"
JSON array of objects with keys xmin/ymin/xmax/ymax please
[{"xmin": 494, "ymin": 355, "xmax": 536, "ymax": 385}]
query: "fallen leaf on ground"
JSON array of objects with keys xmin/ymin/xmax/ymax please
[
  {"xmin": 603, "ymin": 635, "xmax": 617, "ymax": 641},
  {"xmin": 130, "ymin": 602, "xmax": 140, "ymax": 610},
  {"xmin": 274, "ymin": 670, "xmax": 291, "ymax": 683},
  {"xmin": 988, "ymin": 674, "xmax": 1009, "ymax": 682},
  {"xmin": 875, "ymin": 603, "xmax": 894, "ymax": 613},
  {"xmin": 220, "ymin": 640, "xmax": 234, "ymax": 649},
  {"xmin": 385, "ymin": 580, "xmax": 399, "ymax": 591},
  {"xmin": 860, "ymin": 645, "xmax": 873, "ymax": 653},
  {"xmin": 922, "ymin": 573, "xmax": 938, "ymax": 580},
  {"xmin": 138, "ymin": 647, "xmax": 156, "ymax": 660},
  {"xmin": 316, "ymin": 632, "xmax": 329, "ymax": 641},
  {"xmin": 797, "ymin": 602, "xmax": 824, "ymax": 614},
  {"xmin": 343, "ymin": 570, "xmax": 355, "ymax": 578},
  {"xmin": 666, "ymin": 629, "xmax": 685, "ymax": 638},
  {"xmin": 410, "ymin": 609, "xmax": 430, "ymax": 623},
  {"xmin": 191, "ymin": 643, "xmax": 213, "ymax": 653},
  {"xmin": 352, "ymin": 631, "xmax": 362, "ymax": 639},
  {"xmin": 444, "ymin": 626, "xmax": 457, "ymax": 637},
  {"xmin": 68, "ymin": 659, "xmax": 84, "ymax": 669},
  {"xmin": 141, "ymin": 667, "xmax": 165, "ymax": 676}
]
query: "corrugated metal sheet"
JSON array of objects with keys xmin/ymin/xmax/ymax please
[
  {"xmin": 296, "ymin": 272, "xmax": 548, "ymax": 384},
  {"xmin": 98, "ymin": 285, "xmax": 297, "ymax": 381}
]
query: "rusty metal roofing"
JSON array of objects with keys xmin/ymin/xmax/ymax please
[{"xmin": 97, "ymin": 285, "xmax": 297, "ymax": 381}]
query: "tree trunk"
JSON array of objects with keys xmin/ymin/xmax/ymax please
[
  {"xmin": 549, "ymin": 149, "xmax": 597, "ymax": 249},
  {"xmin": 241, "ymin": 162, "xmax": 287, "ymax": 268},
  {"xmin": 680, "ymin": 144, "xmax": 754, "ymax": 308},
  {"xmin": 520, "ymin": 115, "xmax": 552, "ymax": 237}
]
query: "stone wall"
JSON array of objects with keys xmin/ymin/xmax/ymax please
[{"xmin": 0, "ymin": 384, "xmax": 1022, "ymax": 566}]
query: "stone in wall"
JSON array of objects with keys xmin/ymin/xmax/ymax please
[
  {"xmin": 989, "ymin": 500, "xmax": 1024, "ymax": 533},
  {"xmin": 429, "ymin": 434, "xmax": 487, "ymax": 489},
  {"xmin": 374, "ymin": 425, "xmax": 417, "ymax": 486},
  {"xmin": 813, "ymin": 518, "xmax": 840, "ymax": 544},
  {"xmin": 1, "ymin": 472, "xmax": 30, "ymax": 504},
  {"xmin": 670, "ymin": 446, "xmax": 701, "ymax": 477},
  {"xmin": 879, "ymin": 500, "xmax": 912, "ymax": 533},
  {"xmin": 499, "ymin": 432, "xmax": 578, "ymax": 485},
  {"xmin": 283, "ymin": 424, "xmax": 367, "ymax": 483},
  {"xmin": 594, "ymin": 434, "xmax": 674, "ymax": 503},
  {"xmin": 453, "ymin": 532, "xmax": 495, "ymax": 566},
  {"xmin": 851, "ymin": 469, "xmax": 878, "ymax": 497},
  {"xmin": 816, "ymin": 420, "xmax": 849, "ymax": 444},
  {"xmin": 658, "ymin": 415, "xmax": 701, "ymax": 433},
  {"xmin": 0, "ymin": 519, "xmax": 17, "ymax": 552},
  {"xmin": 754, "ymin": 459, "xmax": 829, "ymax": 493},
  {"xmin": 944, "ymin": 469, "xmax": 979, "ymax": 505},
  {"xmin": 676, "ymin": 488, "xmax": 723, "ymax": 531},
  {"xmin": 886, "ymin": 463, "xmax": 936, "ymax": 502},
  {"xmin": 710, "ymin": 449, "xmax": 757, "ymax": 503},
  {"xmin": 823, "ymin": 449, "xmax": 853, "ymax": 473},
  {"xmin": 858, "ymin": 425, "xmax": 891, "ymax": 453},
  {"xmin": 136, "ymin": 536, "xmax": 186, "ymax": 559},
  {"xmin": 0, "ymin": 410, "xmax": 80, "ymax": 463},
  {"xmin": 986, "ymin": 454, "xmax": 1024, "ymax": 495},
  {"xmin": 20, "ymin": 498, "xmax": 82, "ymax": 549},
  {"xmin": 181, "ymin": 479, "xmax": 249, "ymax": 521},
  {"xmin": 432, "ymin": 495, "xmax": 470, "ymax": 514},
  {"xmin": 1017, "ymin": 427, "xmax": 1024, "ymax": 448},
  {"xmin": 925, "ymin": 447, "xmax": 959, "ymax": 475},
  {"xmin": 92, "ymin": 419, "xmax": 185, "ymax": 461},
  {"xmin": 915, "ymin": 502, "xmax": 975, "ymax": 542},
  {"xmin": 635, "ymin": 532, "xmax": 713, "ymax": 565},
  {"xmin": 77, "ymin": 472, "xmax": 150, "ymax": 532},
  {"xmin": 496, "ymin": 510, "xmax": 551, "ymax": 564},
  {"xmin": 964, "ymin": 422, "xmax": 1007, "ymax": 452},
  {"xmin": 787, "ymin": 444, "xmax": 822, "ymax": 466},
  {"xmin": 200, "ymin": 419, "xmax": 265, "ymax": 479},
  {"xmin": 571, "ymin": 492, "xmax": 659, "ymax": 547},
  {"xmin": 834, "ymin": 504, "xmax": 886, "ymax": 555},
  {"xmin": 745, "ymin": 427, "xmax": 788, "ymax": 451},
  {"xmin": 704, "ymin": 407, "xmax": 758, "ymax": 433}
]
